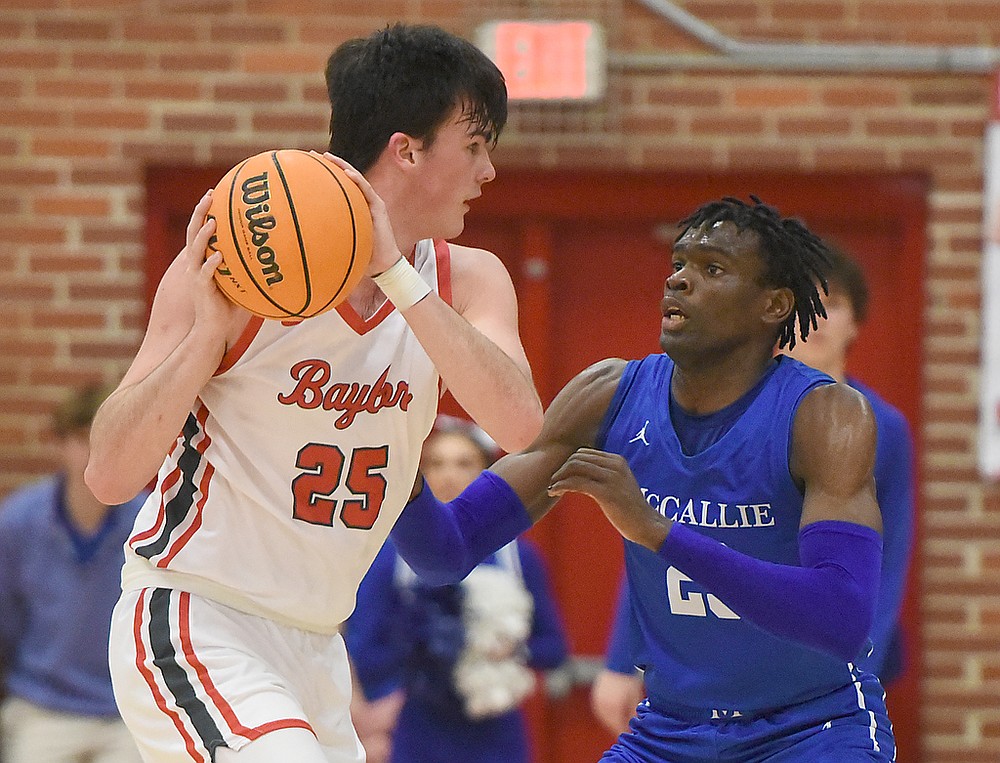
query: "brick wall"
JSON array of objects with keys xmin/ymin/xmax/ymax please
[{"xmin": 2, "ymin": 1, "xmax": 999, "ymax": 759}]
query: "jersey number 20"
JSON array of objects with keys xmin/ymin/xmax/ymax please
[{"xmin": 291, "ymin": 443, "xmax": 388, "ymax": 530}]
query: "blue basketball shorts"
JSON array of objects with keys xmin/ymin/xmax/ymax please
[{"xmin": 600, "ymin": 672, "xmax": 895, "ymax": 763}]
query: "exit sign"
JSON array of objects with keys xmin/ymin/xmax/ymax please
[{"xmin": 477, "ymin": 21, "xmax": 606, "ymax": 102}]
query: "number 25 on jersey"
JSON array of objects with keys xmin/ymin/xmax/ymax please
[{"xmin": 291, "ymin": 443, "xmax": 388, "ymax": 530}]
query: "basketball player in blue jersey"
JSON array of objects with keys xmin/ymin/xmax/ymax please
[
  {"xmin": 85, "ymin": 24, "xmax": 542, "ymax": 763},
  {"xmin": 591, "ymin": 245, "xmax": 917, "ymax": 735},
  {"xmin": 390, "ymin": 196, "xmax": 896, "ymax": 761}
]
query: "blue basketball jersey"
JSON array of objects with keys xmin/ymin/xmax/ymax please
[{"xmin": 597, "ymin": 353, "xmax": 864, "ymax": 716}]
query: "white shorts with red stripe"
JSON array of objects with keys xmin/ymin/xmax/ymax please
[{"xmin": 109, "ymin": 588, "xmax": 364, "ymax": 763}]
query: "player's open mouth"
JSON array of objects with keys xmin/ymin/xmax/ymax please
[{"xmin": 662, "ymin": 307, "xmax": 686, "ymax": 327}]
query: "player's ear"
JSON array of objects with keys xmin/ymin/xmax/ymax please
[
  {"xmin": 762, "ymin": 287, "xmax": 794, "ymax": 328},
  {"xmin": 385, "ymin": 132, "xmax": 420, "ymax": 166}
]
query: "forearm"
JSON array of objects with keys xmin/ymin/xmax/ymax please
[
  {"xmin": 400, "ymin": 295, "xmax": 542, "ymax": 453},
  {"xmin": 389, "ymin": 471, "xmax": 532, "ymax": 585},
  {"xmin": 658, "ymin": 520, "xmax": 882, "ymax": 662},
  {"xmin": 86, "ymin": 329, "xmax": 225, "ymax": 504}
]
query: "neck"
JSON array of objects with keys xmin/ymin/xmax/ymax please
[
  {"xmin": 670, "ymin": 350, "xmax": 775, "ymax": 415},
  {"xmin": 364, "ymin": 163, "xmax": 419, "ymax": 256}
]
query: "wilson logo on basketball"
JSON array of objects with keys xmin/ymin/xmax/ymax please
[
  {"xmin": 207, "ymin": 149, "xmax": 372, "ymax": 319},
  {"xmin": 241, "ymin": 172, "xmax": 284, "ymax": 286},
  {"xmin": 277, "ymin": 359, "xmax": 413, "ymax": 429}
]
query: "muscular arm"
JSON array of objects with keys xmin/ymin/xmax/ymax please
[
  {"xmin": 550, "ymin": 382, "xmax": 884, "ymax": 661},
  {"xmin": 85, "ymin": 191, "xmax": 248, "ymax": 505},
  {"xmin": 389, "ymin": 359, "xmax": 625, "ymax": 583},
  {"xmin": 401, "ymin": 245, "xmax": 542, "ymax": 453}
]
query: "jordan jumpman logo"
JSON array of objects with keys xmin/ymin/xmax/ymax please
[{"xmin": 629, "ymin": 420, "xmax": 651, "ymax": 446}]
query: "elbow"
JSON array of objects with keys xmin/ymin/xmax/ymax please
[
  {"xmin": 84, "ymin": 459, "xmax": 140, "ymax": 506},
  {"xmin": 826, "ymin": 596, "xmax": 875, "ymax": 663},
  {"xmin": 408, "ymin": 556, "xmax": 476, "ymax": 587},
  {"xmin": 495, "ymin": 401, "xmax": 544, "ymax": 454}
]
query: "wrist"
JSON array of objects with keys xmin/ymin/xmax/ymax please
[
  {"xmin": 372, "ymin": 256, "xmax": 432, "ymax": 311},
  {"xmin": 644, "ymin": 517, "xmax": 672, "ymax": 552}
]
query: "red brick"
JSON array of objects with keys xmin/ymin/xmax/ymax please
[
  {"xmin": 79, "ymin": 224, "xmax": 141, "ymax": 246},
  {"xmin": 7, "ymin": 225, "xmax": 65, "ymax": 245},
  {"xmin": 163, "ymin": 112, "xmax": 239, "ymax": 132},
  {"xmin": 123, "ymin": 78, "xmax": 202, "ymax": 100},
  {"xmin": 72, "ymin": 51, "xmax": 148, "ymax": 70},
  {"xmin": 72, "ymin": 108, "xmax": 150, "ymax": 130},
  {"xmin": 0, "ymin": 107, "xmax": 62, "ymax": 128},
  {"xmin": 250, "ymin": 111, "xmax": 327, "ymax": 133},
  {"xmin": 732, "ymin": 84, "xmax": 814, "ymax": 108},
  {"xmin": 31, "ymin": 136, "xmax": 111, "ymax": 158},
  {"xmin": 210, "ymin": 20, "xmax": 285, "ymax": 44},
  {"xmin": 690, "ymin": 114, "xmax": 766, "ymax": 136},
  {"xmin": 776, "ymin": 116, "xmax": 852, "ymax": 137},
  {"xmin": 71, "ymin": 166, "xmax": 141, "ymax": 186},
  {"xmin": 1, "ymin": 50, "xmax": 59, "ymax": 69},
  {"xmin": 160, "ymin": 52, "xmax": 234, "ymax": 73},
  {"xmin": 213, "ymin": 82, "xmax": 289, "ymax": 103},
  {"xmin": 35, "ymin": 77, "xmax": 114, "ymax": 98},
  {"xmin": 69, "ymin": 283, "xmax": 140, "ymax": 301},
  {"xmin": 29, "ymin": 252, "xmax": 105, "ymax": 272},
  {"xmin": 866, "ymin": 117, "xmax": 942, "ymax": 138},
  {"xmin": 242, "ymin": 49, "xmax": 325, "ymax": 75},
  {"xmin": 121, "ymin": 19, "xmax": 199, "ymax": 43},
  {"xmin": 822, "ymin": 85, "xmax": 900, "ymax": 108},
  {"xmin": 37, "ymin": 19, "xmax": 113, "ymax": 41},
  {"xmin": 32, "ymin": 196, "xmax": 112, "ymax": 217}
]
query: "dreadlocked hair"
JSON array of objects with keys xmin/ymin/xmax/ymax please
[{"xmin": 675, "ymin": 195, "xmax": 831, "ymax": 349}]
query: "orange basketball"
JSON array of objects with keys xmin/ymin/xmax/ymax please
[{"xmin": 207, "ymin": 149, "xmax": 373, "ymax": 319}]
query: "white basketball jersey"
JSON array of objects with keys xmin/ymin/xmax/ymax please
[{"xmin": 121, "ymin": 239, "xmax": 450, "ymax": 633}]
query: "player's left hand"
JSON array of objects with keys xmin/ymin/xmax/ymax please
[{"xmin": 548, "ymin": 448, "xmax": 671, "ymax": 551}]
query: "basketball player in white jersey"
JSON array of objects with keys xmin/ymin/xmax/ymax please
[{"xmin": 85, "ymin": 24, "xmax": 543, "ymax": 763}]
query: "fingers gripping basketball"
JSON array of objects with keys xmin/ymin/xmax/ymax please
[{"xmin": 207, "ymin": 149, "xmax": 374, "ymax": 319}]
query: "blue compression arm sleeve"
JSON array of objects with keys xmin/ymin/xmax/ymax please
[
  {"xmin": 389, "ymin": 470, "xmax": 532, "ymax": 586},
  {"xmin": 657, "ymin": 520, "xmax": 882, "ymax": 662}
]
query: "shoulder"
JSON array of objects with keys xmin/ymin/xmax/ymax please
[
  {"xmin": 441, "ymin": 243, "xmax": 514, "ymax": 311},
  {"xmin": 791, "ymin": 382, "xmax": 877, "ymax": 481},
  {"xmin": 554, "ymin": 358, "xmax": 628, "ymax": 410},
  {"xmin": 797, "ymin": 381, "xmax": 875, "ymax": 429},
  {"xmin": 444, "ymin": 243, "xmax": 509, "ymax": 283},
  {"xmin": 541, "ymin": 358, "xmax": 628, "ymax": 448}
]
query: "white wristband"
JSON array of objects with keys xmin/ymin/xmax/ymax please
[{"xmin": 372, "ymin": 256, "xmax": 432, "ymax": 311}]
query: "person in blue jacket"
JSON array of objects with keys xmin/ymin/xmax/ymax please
[
  {"xmin": 345, "ymin": 415, "xmax": 568, "ymax": 763},
  {"xmin": 590, "ymin": 245, "xmax": 916, "ymax": 736},
  {"xmin": 0, "ymin": 384, "xmax": 147, "ymax": 763},
  {"xmin": 387, "ymin": 196, "xmax": 897, "ymax": 762}
]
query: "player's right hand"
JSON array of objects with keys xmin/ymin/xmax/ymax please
[
  {"xmin": 548, "ymin": 447, "xmax": 672, "ymax": 551},
  {"xmin": 184, "ymin": 189, "xmax": 245, "ymax": 333}
]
